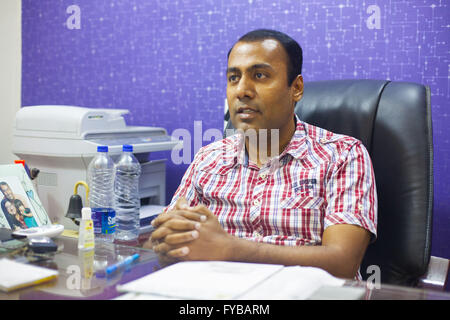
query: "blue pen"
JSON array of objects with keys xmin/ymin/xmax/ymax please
[{"xmin": 105, "ymin": 253, "xmax": 140, "ymax": 275}]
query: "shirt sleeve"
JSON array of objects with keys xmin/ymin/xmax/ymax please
[
  {"xmin": 324, "ymin": 141, "xmax": 378, "ymax": 242},
  {"xmin": 163, "ymin": 149, "xmax": 204, "ymax": 213}
]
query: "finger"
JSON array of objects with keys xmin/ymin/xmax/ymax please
[
  {"xmin": 165, "ymin": 230, "xmax": 199, "ymax": 245},
  {"xmin": 150, "ymin": 226, "xmax": 172, "ymax": 241},
  {"xmin": 150, "ymin": 220, "xmax": 201, "ymax": 242},
  {"xmin": 152, "ymin": 210, "xmax": 192, "ymax": 228},
  {"xmin": 152, "ymin": 205, "xmax": 209, "ymax": 228},
  {"xmin": 142, "ymin": 239, "xmax": 153, "ymax": 250},
  {"xmin": 164, "ymin": 218, "xmax": 201, "ymax": 231},
  {"xmin": 157, "ymin": 253, "xmax": 179, "ymax": 267},
  {"xmin": 185, "ymin": 203, "xmax": 213, "ymax": 217},
  {"xmin": 152, "ymin": 241, "xmax": 172, "ymax": 254},
  {"xmin": 175, "ymin": 210, "xmax": 207, "ymax": 222},
  {"xmin": 166, "ymin": 246, "xmax": 190, "ymax": 258},
  {"xmin": 174, "ymin": 197, "xmax": 189, "ymax": 210},
  {"xmin": 151, "ymin": 212, "xmax": 179, "ymax": 228},
  {"xmin": 150, "ymin": 226, "xmax": 173, "ymax": 242}
]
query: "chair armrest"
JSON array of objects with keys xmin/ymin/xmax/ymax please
[{"xmin": 418, "ymin": 256, "xmax": 449, "ymax": 291}]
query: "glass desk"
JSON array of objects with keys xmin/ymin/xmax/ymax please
[
  {"xmin": 0, "ymin": 235, "xmax": 449, "ymax": 300},
  {"xmin": 0, "ymin": 236, "xmax": 160, "ymax": 300}
]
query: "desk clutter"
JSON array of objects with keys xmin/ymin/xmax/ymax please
[
  {"xmin": 0, "ymin": 161, "xmax": 159, "ymax": 296},
  {"xmin": 0, "ymin": 228, "xmax": 61, "ymax": 267},
  {"xmin": 12, "ymin": 105, "xmax": 180, "ymax": 233},
  {"xmin": 0, "ymin": 107, "xmax": 173, "ymax": 296}
]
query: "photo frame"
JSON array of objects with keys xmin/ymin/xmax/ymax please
[{"xmin": 0, "ymin": 164, "xmax": 50, "ymax": 230}]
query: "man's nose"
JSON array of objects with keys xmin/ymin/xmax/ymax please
[{"xmin": 236, "ymin": 75, "xmax": 255, "ymax": 100}]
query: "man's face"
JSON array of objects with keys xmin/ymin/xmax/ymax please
[
  {"xmin": 0, "ymin": 184, "xmax": 13, "ymax": 200},
  {"xmin": 226, "ymin": 39, "xmax": 303, "ymax": 136}
]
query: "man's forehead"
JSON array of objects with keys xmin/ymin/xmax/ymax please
[{"xmin": 228, "ymin": 39, "xmax": 288, "ymax": 67}]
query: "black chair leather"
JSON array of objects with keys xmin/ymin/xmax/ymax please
[
  {"xmin": 295, "ymin": 80, "xmax": 433, "ymax": 286},
  {"xmin": 224, "ymin": 79, "xmax": 434, "ymax": 287},
  {"xmin": 294, "ymin": 79, "xmax": 434, "ymax": 287}
]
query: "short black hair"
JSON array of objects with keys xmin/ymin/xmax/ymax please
[{"xmin": 227, "ymin": 29, "xmax": 303, "ymax": 85}]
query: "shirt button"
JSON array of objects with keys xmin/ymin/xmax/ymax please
[
  {"xmin": 320, "ymin": 138, "xmax": 328, "ymax": 143},
  {"xmin": 253, "ymin": 199, "xmax": 260, "ymax": 206},
  {"xmin": 358, "ymin": 204, "xmax": 364, "ymax": 210},
  {"xmin": 259, "ymin": 173, "xmax": 267, "ymax": 180},
  {"xmin": 253, "ymin": 231, "xmax": 261, "ymax": 237}
]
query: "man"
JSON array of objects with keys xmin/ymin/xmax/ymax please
[
  {"xmin": 145, "ymin": 29, "xmax": 377, "ymax": 279},
  {"xmin": 0, "ymin": 182, "xmax": 30, "ymax": 211}
]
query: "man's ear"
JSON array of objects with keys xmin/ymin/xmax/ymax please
[{"xmin": 292, "ymin": 74, "xmax": 304, "ymax": 102}]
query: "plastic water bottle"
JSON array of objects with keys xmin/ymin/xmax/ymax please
[
  {"xmin": 87, "ymin": 146, "xmax": 116, "ymax": 242},
  {"xmin": 114, "ymin": 144, "xmax": 141, "ymax": 241}
]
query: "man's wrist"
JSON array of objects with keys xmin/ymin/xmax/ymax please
[{"xmin": 223, "ymin": 233, "xmax": 239, "ymax": 261}]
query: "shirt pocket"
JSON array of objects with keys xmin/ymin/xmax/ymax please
[
  {"xmin": 280, "ymin": 188, "xmax": 324, "ymax": 210},
  {"xmin": 277, "ymin": 191, "xmax": 325, "ymax": 243}
]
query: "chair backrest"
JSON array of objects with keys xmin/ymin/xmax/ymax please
[{"xmin": 295, "ymin": 79, "xmax": 433, "ymax": 286}]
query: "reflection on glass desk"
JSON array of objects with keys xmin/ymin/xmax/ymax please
[
  {"xmin": 0, "ymin": 236, "xmax": 160, "ymax": 300},
  {"xmin": 0, "ymin": 235, "xmax": 449, "ymax": 300}
]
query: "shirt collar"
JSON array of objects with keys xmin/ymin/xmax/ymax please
[
  {"xmin": 280, "ymin": 114, "xmax": 309, "ymax": 160},
  {"xmin": 231, "ymin": 114, "xmax": 309, "ymax": 168}
]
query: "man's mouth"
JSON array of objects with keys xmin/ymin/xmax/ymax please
[
  {"xmin": 235, "ymin": 105, "xmax": 260, "ymax": 120},
  {"xmin": 236, "ymin": 106, "xmax": 259, "ymax": 114}
]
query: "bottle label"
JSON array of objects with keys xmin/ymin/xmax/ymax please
[{"xmin": 91, "ymin": 208, "xmax": 116, "ymax": 235}]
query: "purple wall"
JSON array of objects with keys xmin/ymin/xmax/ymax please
[{"xmin": 22, "ymin": 1, "xmax": 449, "ymax": 265}]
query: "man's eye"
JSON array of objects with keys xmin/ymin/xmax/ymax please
[
  {"xmin": 255, "ymin": 72, "xmax": 266, "ymax": 79},
  {"xmin": 228, "ymin": 75, "xmax": 239, "ymax": 82}
]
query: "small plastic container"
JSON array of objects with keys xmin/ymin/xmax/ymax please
[{"xmin": 78, "ymin": 207, "xmax": 95, "ymax": 251}]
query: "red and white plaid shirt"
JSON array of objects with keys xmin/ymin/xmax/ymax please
[{"xmin": 166, "ymin": 117, "xmax": 377, "ymax": 248}]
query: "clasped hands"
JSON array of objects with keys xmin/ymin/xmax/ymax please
[{"xmin": 143, "ymin": 198, "xmax": 234, "ymax": 266}]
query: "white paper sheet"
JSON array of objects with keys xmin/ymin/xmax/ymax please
[
  {"xmin": 0, "ymin": 258, "xmax": 59, "ymax": 292},
  {"xmin": 117, "ymin": 261, "xmax": 284, "ymax": 300},
  {"xmin": 239, "ymin": 266, "xmax": 345, "ymax": 300}
]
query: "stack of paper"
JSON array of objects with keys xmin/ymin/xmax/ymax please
[
  {"xmin": 117, "ymin": 261, "xmax": 345, "ymax": 300},
  {"xmin": 0, "ymin": 258, "xmax": 59, "ymax": 292},
  {"xmin": 117, "ymin": 261, "xmax": 283, "ymax": 299}
]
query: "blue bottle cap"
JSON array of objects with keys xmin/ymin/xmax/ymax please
[
  {"xmin": 97, "ymin": 145, "xmax": 108, "ymax": 152},
  {"xmin": 123, "ymin": 144, "xmax": 133, "ymax": 152}
]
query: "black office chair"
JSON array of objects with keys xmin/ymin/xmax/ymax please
[{"xmin": 224, "ymin": 79, "xmax": 449, "ymax": 289}]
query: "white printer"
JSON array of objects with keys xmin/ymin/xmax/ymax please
[{"xmin": 12, "ymin": 105, "xmax": 182, "ymax": 230}]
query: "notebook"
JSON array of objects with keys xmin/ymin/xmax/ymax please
[{"xmin": 0, "ymin": 258, "xmax": 59, "ymax": 292}]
